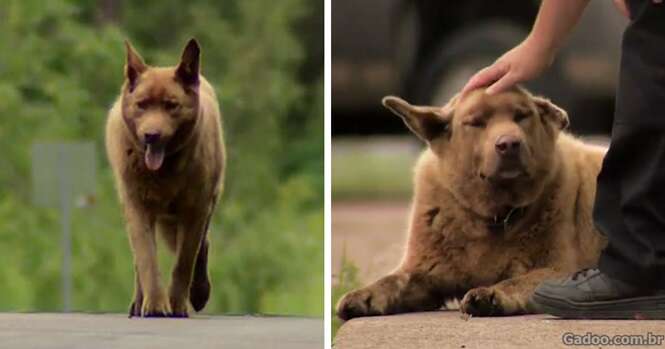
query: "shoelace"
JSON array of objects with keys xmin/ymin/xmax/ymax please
[{"xmin": 571, "ymin": 268, "xmax": 596, "ymax": 281}]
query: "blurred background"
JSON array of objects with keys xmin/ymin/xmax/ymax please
[
  {"xmin": 332, "ymin": 0, "xmax": 626, "ymax": 334},
  {"xmin": 0, "ymin": 0, "xmax": 323, "ymax": 316}
]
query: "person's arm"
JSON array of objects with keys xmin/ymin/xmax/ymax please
[{"xmin": 462, "ymin": 0, "xmax": 591, "ymax": 95}]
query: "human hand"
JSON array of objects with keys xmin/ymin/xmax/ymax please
[{"xmin": 461, "ymin": 38, "xmax": 556, "ymax": 95}]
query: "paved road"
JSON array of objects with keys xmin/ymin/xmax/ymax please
[
  {"xmin": 334, "ymin": 311, "xmax": 665, "ymax": 349},
  {"xmin": 0, "ymin": 313, "xmax": 322, "ymax": 349},
  {"xmin": 332, "ymin": 201, "xmax": 409, "ymax": 285}
]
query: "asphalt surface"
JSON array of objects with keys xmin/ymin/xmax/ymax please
[
  {"xmin": 0, "ymin": 313, "xmax": 323, "ymax": 349},
  {"xmin": 334, "ymin": 311, "xmax": 665, "ymax": 349}
]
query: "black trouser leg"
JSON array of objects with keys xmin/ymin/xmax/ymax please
[{"xmin": 595, "ymin": 0, "xmax": 665, "ymax": 287}]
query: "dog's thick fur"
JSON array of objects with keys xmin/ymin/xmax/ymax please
[
  {"xmin": 336, "ymin": 88, "xmax": 607, "ymax": 319},
  {"xmin": 106, "ymin": 39, "xmax": 225, "ymax": 317}
]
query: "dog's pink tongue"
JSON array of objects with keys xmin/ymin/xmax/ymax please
[{"xmin": 145, "ymin": 145, "xmax": 165, "ymax": 171}]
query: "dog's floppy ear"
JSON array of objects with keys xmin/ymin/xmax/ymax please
[
  {"xmin": 532, "ymin": 96, "xmax": 569, "ymax": 131},
  {"xmin": 125, "ymin": 40, "xmax": 147, "ymax": 92},
  {"xmin": 176, "ymin": 38, "xmax": 200, "ymax": 87},
  {"xmin": 382, "ymin": 96, "xmax": 454, "ymax": 144}
]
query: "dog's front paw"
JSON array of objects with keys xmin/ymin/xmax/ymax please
[
  {"xmin": 460, "ymin": 287, "xmax": 504, "ymax": 316},
  {"xmin": 169, "ymin": 296, "xmax": 189, "ymax": 318},
  {"xmin": 141, "ymin": 293, "xmax": 170, "ymax": 317},
  {"xmin": 336, "ymin": 287, "xmax": 390, "ymax": 321},
  {"xmin": 128, "ymin": 298, "xmax": 142, "ymax": 318}
]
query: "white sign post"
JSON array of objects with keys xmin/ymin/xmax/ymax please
[{"xmin": 32, "ymin": 142, "xmax": 96, "ymax": 312}]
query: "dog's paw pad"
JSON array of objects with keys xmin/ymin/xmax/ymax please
[
  {"xmin": 336, "ymin": 290, "xmax": 374, "ymax": 321},
  {"xmin": 461, "ymin": 287, "xmax": 501, "ymax": 316},
  {"xmin": 143, "ymin": 311, "xmax": 169, "ymax": 318},
  {"xmin": 169, "ymin": 311, "xmax": 189, "ymax": 318}
]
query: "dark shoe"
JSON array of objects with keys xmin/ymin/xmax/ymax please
[{"xmin": 531, "ymin": 268, "xmax": 665, "ymax": 319}]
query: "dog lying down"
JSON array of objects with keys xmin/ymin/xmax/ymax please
[{"xmin": 337, "ymin": 87, "xmax": 608, "ymax": 319}]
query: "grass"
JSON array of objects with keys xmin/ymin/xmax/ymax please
[
  {"xmin": 332, "ymin": 137, "xmax": 421, "ymax": 201},
  {"xmin": 331, "ymin": 253, "xmax": 361, "ymax": 338}
]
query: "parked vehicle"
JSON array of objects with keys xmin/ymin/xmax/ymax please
[{"xmin": 333, "ymin": 0, "xmax": 626, "ymax": 135}]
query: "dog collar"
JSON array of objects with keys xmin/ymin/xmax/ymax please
[{"xmin": 487, "ymin": 206, "xmax": 528, "ymax": 233}]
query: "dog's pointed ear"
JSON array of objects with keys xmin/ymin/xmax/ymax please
[
  {"xmin": 125, "ymin": 40, "xmax": 147, "ymax": 92},
  {"xmin": 176, "ymin": 38, "xmax": 200, "ymax": 87},
  {"xmin": 532, "ymin": 96, "xmax": 569, "ymax": 130},
  {"xmin": 382, "ymin": 96, "xmax": 454, "ymax": 144}
]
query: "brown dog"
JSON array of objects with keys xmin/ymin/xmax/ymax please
[
  {"xmin": 105, "ymin": 39, "xmax": 225, "ymax": 317},
  {"xmin": 336, "ymin": 87, "xmax": 607, "ymax": 319}
]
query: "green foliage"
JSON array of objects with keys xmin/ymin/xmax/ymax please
[
  {"xmin": 332, "ymin": 138, "xmax": 418, "ymax": 201},
  {"xmin": 0, "ymin": 0, "xmax": 322, "ymax": 316}
]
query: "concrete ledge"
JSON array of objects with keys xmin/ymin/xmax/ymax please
[
  {"xmin": 334, "ymin": 311, "xmax": 665, "ymax": 349},
  {"xmin": 0, "ymin": 313, "xmax": 322, "ymax": 349}
]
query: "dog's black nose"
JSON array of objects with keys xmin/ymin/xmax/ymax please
[
  {"xmin": 495, "ymin": 135, "xmax": 521, "ymax": 156},
  {"xmin": 144, "ymin": 132, "xmax": 161, "ymax": 145}
]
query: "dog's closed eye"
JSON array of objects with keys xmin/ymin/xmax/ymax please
[
  {"xmin": 136, "ymin": 99, "xmax": 150, "ymax": 110},
  {"xmin": 464, "ymin": 119, "xmax": 486, "ymax": 128},
  {"xmin": 514, "ymin": 110, "xmax": 531, "ymax": 123},
  {"xmin": 164, "ymin": 100, "xmax": 180, "ymax": 111}
]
